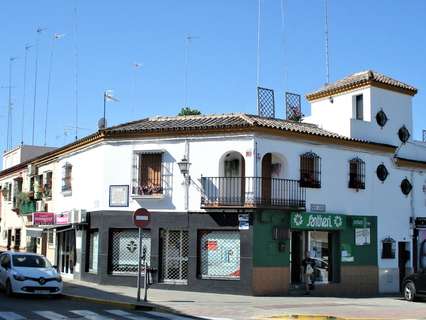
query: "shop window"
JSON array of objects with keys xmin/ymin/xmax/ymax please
[
  {"xmin": 87, "ymin": 230, "xmax": 99, "ymax": 273},
  {"xmin": 160, "ymin": 229, "xmax": 189, "ymax": 284},
  {"xmin": 382, "ymin": 237, "xmax": 396, "ymax": 259},
  {"xmin": 309, "ymin": 231, "xmax": 331, "ymax": 283},
  {"xmin": 300, "ymin": 152, "xmax": 321, "ymax": 188},
  {"xmin": 14, "ymin": 229, "xmax": 21, "ymax": 249},
  {"xmin": 61, "ymin": 163, "xmax": 72, "ymax": 193},
  {"xmin": 109, "ymin": 229, "xmax": 151, "ymax": 274},
  {"xmin": 349, "ymin": 158, "xmax": 365, "ymax": 190},
  {"xmin": 132, "ymin": 152, "xmax": 163, "ymax": 196},
  {"xmin": 198, "ymin": 230, "xmax": 240, "ymax": 280}
]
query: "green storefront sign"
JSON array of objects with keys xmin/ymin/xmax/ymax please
[{"xmin": 290, "ymin": 212, "xmax": 346, "ymax": 230}]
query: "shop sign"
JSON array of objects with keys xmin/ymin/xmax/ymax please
[
  {"xmin": 32, "ymin": 212, "xmax": 55, "ymax": 225},
  {"xmin": 291, "ymin": 212, "xmax": 346, "ymax": 230},
  {"xmin": 55, "ymin": 212, "xmax": 70, "ymax": 225},
  {"xmin": 310, "ymin": 203, "xmax": 326, "ymax": 213},
  {"xmin": 352, "ymin": 217, "xmax": 371, "ymax": 227}
]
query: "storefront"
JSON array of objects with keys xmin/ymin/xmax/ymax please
[
  {"xmin": 414, "ymin": 217, "xmax": 426, "ymax": 272},
  {"xmin": 55, "ymin": 212, "xmax": 76, "ymax": 277}
]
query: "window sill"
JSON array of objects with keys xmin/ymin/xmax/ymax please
[{"xmin": 131, "ymin": 194, "xmax": 165, "ymax": 200}]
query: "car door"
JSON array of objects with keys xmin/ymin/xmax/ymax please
[
  {"xmin": 0, "ymin": 254, "xmax": 9, "ymax": 286},
  {"xmin": 417, "ymin": 269, "xmax": 426, "ymax": 294}
]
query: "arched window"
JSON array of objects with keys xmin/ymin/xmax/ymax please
[
  {"xmin": 300, "ymin": 152, "xmax": 321, "ymax": 188},
  {"xmin": 349, "ymin": 158, "xmax": 365, "ymax": 190}
]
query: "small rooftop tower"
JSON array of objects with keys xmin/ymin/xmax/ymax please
[{"xmin": 304, "ymin": 70, "xmax": 417, "ymax": 146}]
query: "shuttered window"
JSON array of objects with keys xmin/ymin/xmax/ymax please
[
  {"xmin": 132, "ymin": 152, "xmax": 163, "ymax": 196},
  {"xmin": 300, "ymin": 152, "xmax": 321, "ymax": 188}
]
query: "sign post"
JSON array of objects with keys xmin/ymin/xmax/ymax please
[{"xmin": 133, "ymin": 208, "xmax": 150, "ymax": 302}]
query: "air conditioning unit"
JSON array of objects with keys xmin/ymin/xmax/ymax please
[{"xmin": 27, "ymin": 164, "xmax": 38, "ymax": 176}]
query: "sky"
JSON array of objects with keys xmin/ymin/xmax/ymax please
[{"xmin": 0, "ymin": 0, "xmax": 425, "ymax": 155}]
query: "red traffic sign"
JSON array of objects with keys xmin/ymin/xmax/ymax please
[{"xmin": 133, "ymin": 208, "xmax": 151, "ymax": 228}]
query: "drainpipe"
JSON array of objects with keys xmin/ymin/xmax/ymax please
[{"xmin": 184, "ymin": 140, "xmax": 190, "ymax": 211}]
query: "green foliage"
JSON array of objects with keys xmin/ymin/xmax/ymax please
[{"xmin": 178, "ymin": 107, "xmax": 202, "ymax": 116}]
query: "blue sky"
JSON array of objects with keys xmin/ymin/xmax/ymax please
[{"xmin": 0, "ymin": 0, "xmax": 425, "ymax": 152}]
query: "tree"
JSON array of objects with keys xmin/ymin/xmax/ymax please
[{"xmin": 178, "ymin": 107, "xmax": 201, "ymax": 116}]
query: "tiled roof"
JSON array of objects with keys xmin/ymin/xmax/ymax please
[
  {"xmin": 106, "ymin": 113, "xmax": 364, "ymax": 142},
  {"xmin": 306, "ymin": 70, "xmax": 417, "ymax": 100}
]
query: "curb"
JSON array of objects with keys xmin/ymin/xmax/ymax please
[
  {"xmin": 263, "ymin": 316, "xmax": 385, "ymax": 320},
  {"xmin": 61, "ymin": 293, "xmax": 178, "ymax": 314}
]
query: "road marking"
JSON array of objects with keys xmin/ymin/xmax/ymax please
[
  {"xmin": 106, "ymin": 310, "xmax": 152, "ymax": 319},
  {"xmin": 34, "ymin": 311, "xmax": 69, "ymax": 320},
  {"xmin": 0, "ymin": 312, "xmax": 26, "ymax": 320},
  {"xmin": 147, "ymin": 311, "xmax": 195, "ymax": 320},
  {"xmin": 70, "ymin": 310, "xmax": 114, "ymax": 320}
]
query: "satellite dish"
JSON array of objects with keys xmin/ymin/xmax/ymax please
[{"xmin": 98, "ymin": 117, "xmax": 107, "ymax": 130}]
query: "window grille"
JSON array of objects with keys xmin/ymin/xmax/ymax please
[
  {"xmin": 132, "ymin": 152, "xmax": 163, "ymax": 196},
  {"xmin": 62, "ymin": 163, "xmax": 72, "ymax": 192},
  {"xmin": 88, "ymin": 230, "xmax": 99, "ymax": 273},
  {"xmin": 300, "ymin": 152, "xmax": 321, "ymax": 188},
  {"xmin": 160, "ymin": 230, "xmax": 189, "ymax": 284},
  {"xmin": 199, "ymin": 231, "xmax": 240, "ymax": 280},
  {"xmin": 349, "ymin": 158, "xmax": 365, "ymax": 189},
  {"xmin": 110, "ymin": 229, "xmax": 151, "ymax": 274},
  {"xmin": 257, "ymin": 87, "xmax": 275, "ymax": 118},
  {"xmin": 285, "ymin": 92, "xmax": 303, "ymax": 121}
]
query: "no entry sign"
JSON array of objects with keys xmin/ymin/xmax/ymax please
[{"xmin": 133, "ymin": 208, "xmax": 150, "ymax": 228}]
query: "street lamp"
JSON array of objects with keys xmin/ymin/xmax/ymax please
[{"xmin": 178, "ymin": 156, "xmax": 191, "ymax": 178}]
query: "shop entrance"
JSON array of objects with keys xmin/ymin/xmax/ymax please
[
  {"xmin": 57, "ymin": 229, "xmax": 76, "ymax": 277},
  {"xmin": 159, "ymin": 230, "xmax": 189, "ymax": 284},
  {"xmin": 291, "ymin": 230, "xmax": 332, "ymax": 284}
]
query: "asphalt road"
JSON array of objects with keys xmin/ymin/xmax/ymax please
[{"xmin": 0, "ymin": 292, "xmax": 202, "ymax": 320}]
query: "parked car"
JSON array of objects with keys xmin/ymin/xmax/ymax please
[
  {"xmin": 401, "ymin": 270, "xmax": 426, "ymax": 301},
  {"xmin": 0, "ymin": 252, "xmax": 62, "ymax": 296}
]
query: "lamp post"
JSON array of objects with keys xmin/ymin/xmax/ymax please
[{"xmin": 178, "ymin": 156, "xmax": 191, "ymax": 210}]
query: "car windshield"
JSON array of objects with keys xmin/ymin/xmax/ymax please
[{"xmin": 12, "ymin": 255, "xmax": 51, "ymax": 268}]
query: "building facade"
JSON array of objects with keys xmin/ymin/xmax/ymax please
[{"xmin": 1, "ymin": 70, "xmax": 426, "ymax": 296}]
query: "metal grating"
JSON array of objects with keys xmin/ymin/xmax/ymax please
[
  {"xmin": 286, "ymin": 92, "xmax": 302, "ymax": 121},
  {"xmin": 423, "ymin": 129, "xmax": 426, "ymax": 142},
  {"xmin": 160, "ymin": 230, "xmax": 189, "ymax": 284},
  {"xmin": 199, "ymin": 231, "xmax": 240, "ymax": 280},
  {"xmin": 257, "ymin": 87, "xmax": 275, "ymax": 118},
  {"xmin": 110, "ymin": 229, "xmax": 151, "ymax": 274}
]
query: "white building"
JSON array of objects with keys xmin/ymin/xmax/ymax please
[{"xmin": 1, "ymin": 70, "xmax": 425, "ymax": 296}]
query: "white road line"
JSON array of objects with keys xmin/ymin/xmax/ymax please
[
  {"xmin": 147, "ymin": 311, "xmax": 195, "ymax": 320},
  {"xmin": 70, "ymin": 310, "xmax": 114, "ymax": 320},
  {"xmin": 0, "ymin": 312, "xmax": 26, "ymax": 320},
  {"xmin": 34, "ymin": 311, "xmax": 69, "ymax": 320},
  {"xmin": 106, "ymin": 310, "xmax": 151, "ymax": 320}
]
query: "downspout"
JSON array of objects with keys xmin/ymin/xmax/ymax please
[{"xmin": 184, "ymin": 140, "xmax": 190, "ymax": 212}]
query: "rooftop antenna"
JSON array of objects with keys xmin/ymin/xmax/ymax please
[
  {"xmin": 324, "ymin": 0, "xmax": 330, "ymax": 85},
  {"xmin": 280, "ymin": 0, "xmax": 287, "ymax": 91},
  {"xmin": 44, "ymin": 33, "xmax": 65, "ymax": 146},
  {"xmin": 131, "ymin": 62, "xmax": 142, "ymax": 118},
  {"xmin": 256, "ymin": 0, "xmax": 262, "ymax": 89},
  {"xmin": 184, "ymin": 34, "xmax": 199, "ymax": 108},
  {"xmin": 7, "ymin": 57, "xmax": 18, "ymax": 150},
  {"xmin": 32, "ymin": 27, "xmax": 46, "ymax": 145},
  {"xmin": 73, "ymin": 2, "xmax": 80, "ymax": 141},
  {"xmin": 21, "ymin": 44, "xmax": 33, "ymax": 145}
]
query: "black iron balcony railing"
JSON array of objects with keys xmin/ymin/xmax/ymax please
[{"xmin": 201, "ymin": 176, "xmax": 306, "ymax": 209}]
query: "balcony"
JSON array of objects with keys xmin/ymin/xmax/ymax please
[{"xmin": 201, "ymin": 176, "xmax": 306, "ymax": 210}]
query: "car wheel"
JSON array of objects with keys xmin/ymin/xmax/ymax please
[
  {"xmin": 5, "ymin": 279, "xmax": 14, "ymax": 297},
  {"xmin": 404, "ymin": 281, "xmax": 416, "ymax": 301}
]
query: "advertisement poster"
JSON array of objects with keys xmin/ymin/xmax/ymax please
[
  {"xmin": 341, "ymin": 243, "xmax": 354, "ymax": 262},
  {"xmin": 355, "ymin": 228, "xmax": 371, "ymax": 246}
]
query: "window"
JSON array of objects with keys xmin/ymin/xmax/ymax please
[
  {"xmin": 62, "ymin": 163, "xmax": 72, "ymax": 193},
  {"xmin": 87, "ymin": 230, "xmax": 99, "ymax": 273},
  {"xmin": 12, "ymin": 178, "xmax": 23, "ymax": 208},
  {"xmin": 48, "ymin": 230, "xmax": 54, "ymax": 246},
  {"xmin": 132, "ymin": 153, "xmax": 163, "ymax": 196},
  {"xmin": 398, "ymin": 125, "xmax": 410, "ymax": 143},
  {"xmin": 300, "ymin": 152, "xmax": 321, "ymax": 188},
  {"xmin": 14, "ymin": 229, "xmax": 21, "ymax": 249},
  {"xmin": 382, "ymin": 237, "xmax": 396, "ymax": 259},
  {"xmin": 355, "ymin": 95, "xmax": 363, "ymax": 120},
  {"xmin": 349, "ymin": 158, "xmax": 365, "ymax": 190},
  {"xmin": 198, "ymin": 230, "xmax": 240, "ymax": 280},
  {"xmin": 44, "ymin": 171, "xmax": 53, "ymax": 199},
  {"xmin": 109, "ymin": 229, "xmax": 151, "ymax": 274},
  {"xmin": 35, "ymin": 174, "xmax": 44, "ymax": 199}
]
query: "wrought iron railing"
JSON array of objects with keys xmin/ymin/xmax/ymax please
[{"xmin": 201, "ymin": 176, "xmax": 306, "ymax": 209}]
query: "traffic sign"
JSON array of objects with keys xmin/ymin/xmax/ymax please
[{"xmin": 133, "ymin": 208, "xmax": 150, "ymax": 228}]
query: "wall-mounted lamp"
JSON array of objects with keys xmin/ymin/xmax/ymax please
[{"xmin": 178, "ymin": 156, "xmax": 191, "ymax": 178}]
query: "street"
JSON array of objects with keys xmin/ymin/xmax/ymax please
[{"xmin": 0, "ymin": 292, "xmax": 204, "ymax": 320}]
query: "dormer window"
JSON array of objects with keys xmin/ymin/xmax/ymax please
[
  {"xmin": 355, "ymin": 95, "xmax": 363, "ymax": 120},
  {"xmin": 300, "ymin": 152, "xmax": 321, "ymax": 188},
  {"xmin": 349, "ymin": 158, "xmax": 365, "ymax": 190}
]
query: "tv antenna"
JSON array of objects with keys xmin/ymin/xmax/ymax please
[
  {"xmin": 21, "ymin": 44, "xmax": 33, "ymax": 145},
  {"xmin": 256, "ymin": 0, "xmax": 262, "ymax": 88},
  {"xmin": 6, "ymin": 57, "xmax": 18, "ymax": 150},
  {"xmin": 73, "ymin": 2, "xmax": 80, "ymax": 141},
  {"xmin": 324, "ymin": 0, "xmax": 330, "ymax": 85},
  {"xmin": 32, "ymin": 27, "xmax": 46, "ymax": 145},
  {"xmin": 131, "ymin": 62, "xmax": 142, "ymax": 117},
  {"xmin": 184, "ymin": 34, "xmax": 199, "ymax": 108}
]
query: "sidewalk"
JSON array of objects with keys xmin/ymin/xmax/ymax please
[{"xmin": 63, "ymin": 279, "xmax": 426, "ymax": 320}]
